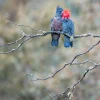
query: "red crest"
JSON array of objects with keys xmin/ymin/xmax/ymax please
[{"xmin": 62, "ymin": 10, "xmax": 71, "ymax": 19}]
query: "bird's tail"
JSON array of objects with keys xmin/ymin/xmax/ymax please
[
  {"xmin": 64, "ymin": 35, "xmax": 73, "ymax": 48},
  {"xmin": 51, "ymin": 33, "xmax": 60, "ymax": 46}
]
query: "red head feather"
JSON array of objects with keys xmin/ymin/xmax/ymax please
[{"xmin": 62, "ymin": 10, "xmax": 71, "ymax": 19}]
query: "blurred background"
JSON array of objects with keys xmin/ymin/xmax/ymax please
[{"xmin": 0, "ymin": 0, "xmax": 100, "ymax": 100}]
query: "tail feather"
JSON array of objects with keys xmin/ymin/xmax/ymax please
[
  {"xmin": 51, "ymin": 33, "xmax": 60, "ymax": 46},
  {"xmin": 64, "ymin": 35, "xmax": 73, "ymax": 48},
  {"xmin": 51, "ymin": 40, "xmax": 59, "ymax": 46}
]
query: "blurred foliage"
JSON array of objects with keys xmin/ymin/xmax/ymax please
[{"xmin": 0, "ymin": 0, "xmax": 100, "ymax": 100}]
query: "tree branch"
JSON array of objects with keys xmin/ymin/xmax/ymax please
[
  {"xmin": 70, "ymin": 40, "xmax": 100, "ymax": 64},
  {"xmin": 0, "ymin": 16, "xmax": 100, "ymax": 54},
  {"xmin": 26, "ymin": 40, "xmax": 100, "ymax": 100},
  {"xmin": 0, "ymin": 31, "xmax": 100, "ymax": 54},
  {"xmin": 43, "ymin": 62, "xmax": 100, "ymax": 100},
  {"xmin": 26, "ymin": 40, "xmax": 100, "ymax": 81}
]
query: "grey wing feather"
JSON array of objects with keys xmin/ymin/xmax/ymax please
[{"xmin": 63, "ymin": 19, "xmax": 74, "ymax": 36}]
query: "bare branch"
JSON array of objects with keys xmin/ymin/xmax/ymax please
[
  {"xmin": 0, "ymin": 31, "xmax": 100, "ymax": 54},
  {"xmin": 43, "ymin": 63, "xmax": 100, "ymax": 100},
  {"xmin": 5, "ymin": 14, "xmax": 45, "ymax": 33},
  {"xmin": 26, "ymin": 40, "xmax": 100, "ymax": 81},
  {"xmin": 0, "ymin": 15, "xmax": 99, "ymax": 54},
  {"xmin": 0, "ymin": 32, "xmax": 48, "ymax": 54},
  {"xmin": 67, "ymin": 63, "xmax": 100, "ymax": 100},
  {"xmin": 74, "ymin": 33, "xmax": 100, "ymax": 38},
  {"xmin": 26, "ymin": 40, "xmax": 100, "ymax": 100},
  {"xmin": 0, "ymin": 31, "xmax": 25, "ymax": 47},
  {"xmin": 70, "ymin": 40, "xmax": 100, "ymax": 64}
]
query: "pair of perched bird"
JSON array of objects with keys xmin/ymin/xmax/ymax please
[{"xmin": 50, "ymin": 6, "xmax": 74, "ymax": 48}]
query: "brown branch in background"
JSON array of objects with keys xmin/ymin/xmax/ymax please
[
  {"xmin": 63, "ymin": 63, "xmax": 100, "ymax": 100},
  {"xmin": 26, "ymin": 40, "xmax": 100, "ymax": 100},
  {"xmin": 70, "ymin": 40, "xmax": 100, "ymax": 64},
  {"xmin": 26, "ymin": 40, "xmax": 100, "ymax": 81},
  {"xmin": 44, "ymin": 63, "xmax": 100, "ymax": 100},
  {"xmin": 5, "ymin": 14, "xmax": 45, "ymax": 33}
]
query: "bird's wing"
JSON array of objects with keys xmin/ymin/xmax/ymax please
[
  {"xmin": 69, "ymin": 19, "xmax": 74, "ymax": 36},
  {"xmin": 50, "ymin": 18, "xmax": 55, "ymax": 31}
]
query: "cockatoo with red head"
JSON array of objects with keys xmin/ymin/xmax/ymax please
[{"xmin": 62, "ymin": 9, "xmax": 74, "ymax": 47}]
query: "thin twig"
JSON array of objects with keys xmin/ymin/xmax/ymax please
[
  {"xmin": 0, "ymin": 31, "xmax": 25, "ymax": 47},
  {"xmin": 70, "ymin": 40, "xmax": 100, "ymax": 64}
]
